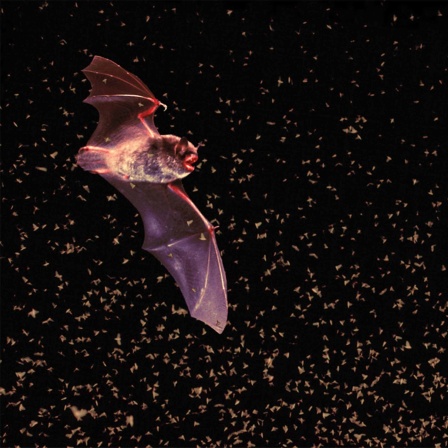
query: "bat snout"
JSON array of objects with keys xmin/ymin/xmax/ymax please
[{"xmin": 182, "ymin": 152, "xmax": 198, "ymax": 172}]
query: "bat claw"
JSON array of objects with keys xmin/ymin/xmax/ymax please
[
  {"xmin": 159, "ymin": 101, "xmax": 168, "ymax": 111},
  {"xmin": 208, "ymin": 225, "xmax": 218, "ymax": 235}
]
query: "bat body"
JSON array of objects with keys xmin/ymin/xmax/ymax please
[{"xmin": 77, "ymin": 56, "xmax": 227, "ymax": 333}]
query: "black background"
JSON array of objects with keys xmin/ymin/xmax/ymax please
[{"xmin": 1, "ymin": 2, "xmax": 447, "ymax": 447}]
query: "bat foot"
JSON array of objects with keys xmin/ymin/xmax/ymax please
[
  {"xmin": 79, "ymin": 145, "xmax": 110, "ymax": 153},
  {"xmin": 77, "ymin": 146, "xmax": 110, "ymax": 173}
]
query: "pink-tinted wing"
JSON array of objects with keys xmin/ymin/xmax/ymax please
[
  {"xmin": 82, "ymin": 56, "xmax": 161, "ymax": 148},
  {"xmin": 103, "ymin": 175, "xmax": 228, "ymax": 333}
]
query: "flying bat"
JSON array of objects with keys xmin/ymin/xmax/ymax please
[{"xmin": 77, "ymin": 56, "xmax": 228, "ymax": 333}]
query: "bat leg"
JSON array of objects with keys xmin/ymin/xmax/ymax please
[{"xmin": 77, "ymin": 145, "xmax": 111, "ymax": 174}]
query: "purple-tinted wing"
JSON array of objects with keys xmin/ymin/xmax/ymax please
[
  {"xmin": 82, "ymin": 56, "xmax": 161, "ymax": 148},
  {"xmin": 79, "ymin": 56, "xmax": 228, "ymax": 332},
  {"xmin": 103, "ymin": 175, "xmax": 228, "ymax": 333}
]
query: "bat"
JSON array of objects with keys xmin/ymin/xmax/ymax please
[{"xmin": 77, "ymin": 56, "xmax": 228, "ymax": 333}]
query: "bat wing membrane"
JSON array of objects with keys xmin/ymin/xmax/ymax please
[
  {"xmin": 103, "ymin": 176, "xmax": 228, "ymax": 333},
  {"xmin": 82, "ymin": 56, "xmax": 160, "ymax": 147}
]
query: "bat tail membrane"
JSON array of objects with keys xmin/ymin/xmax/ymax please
[{"xmin": 77, "ymin": 146, "xmax": 110, "ymax": 174}]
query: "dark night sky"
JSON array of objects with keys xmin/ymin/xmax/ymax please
[{"xmin": 1, "ymin": 2, "xmax": 448, "ymax": 447}]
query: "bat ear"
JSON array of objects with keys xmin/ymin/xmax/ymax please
[{"xmin": 174, "ymin": 137, "xmax": 189, "ymax": 156}]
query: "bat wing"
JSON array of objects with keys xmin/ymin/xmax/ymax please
[
  {"xmin": 103, "ymin": 175, "xmax": 228, "ymax": 333},
  {"xmin": 82, "ymin": 56, "xmax": 161, "ymax": 148}
]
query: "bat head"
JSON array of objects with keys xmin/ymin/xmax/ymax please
[{"xmin": 174, "ymin": 137, "xmax": 198, "ymax": 173}]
